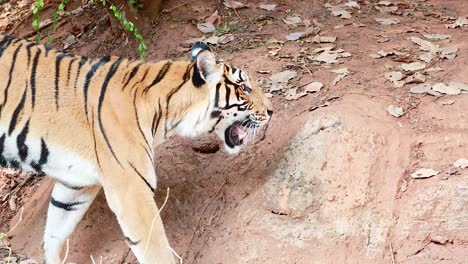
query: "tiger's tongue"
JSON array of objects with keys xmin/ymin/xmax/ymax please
[{"xmin": 233, "ymin": 125, "xmax": 248, "ymax": 142}]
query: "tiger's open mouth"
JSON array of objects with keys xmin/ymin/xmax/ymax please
[{"xmin": 225, "ymin": 120, "xmax": 250, "ymax": 148}]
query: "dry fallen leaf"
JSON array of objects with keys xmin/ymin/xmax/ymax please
[
  {"xmin": 286, "ymin": 27, "xmax": 320, "ymax": 41},
  {"xmin": 446, "ymin": 17, "xmax": 468, "ymax": 28},
  {"xmin": 410, "ymin": 37, "xmax": 440, "ymax": 53},
  {"xmin": 205, "ymin": 10, "xmax": 220, "ymax": 24},
  {"xmin": 223, "ymin": 0, "xmax": 246, "ymax": 9},
  {"xmin": 401, "ymin": 62, "xmax": 426, "ymax": 72},
  {"xmin": 453, "ymin": 158, "xmax": 468, "ymax": 169},
  {"xmin": 269, "ymin": 70, "xmax": 297, "ymax": 91},
  {"xmin": 271, "ymin": 70, "xmax": 297, "ymax": 83},
  {"xmin": 268, "ymin": 45, "xmax": 282, "ymax": 56},
  {"xmin": 344, "ymin": 1, "xmax": 360, "ymax": 9},
  {"xmin": 313, "ymin": 52, "xmax": 339, "ymax": 64},
  {"xmin": 440, "ymin": 46, "xmax": 458, "ymax": 60},
  {"xmin": 418, "ymin": 52, "xmax": 434, "ymax": 63},
  {"xmin": 304, "ymin": 82, "xmax": 324, "ymax": 93},
  {"xmin": 378, "ymin": 1, "xmax": 393, "ymax": 6},
  {"xmin": 259, "ymin": 3, "xmax": 278, "ymax": 11},
  {"xmin": 197, "ymin": 22, "xmax": 216, "ymax": 33},
  {"xmin": 385, "ymin": 71, "xmax": 404, "ymax": 82},
  {"xmin": 311, "ymin": 35, "xmax": 336, "ymax": 43},
  {"xmin": 285, "ymin": 88, "xmax": 307, "ymax": 100},
  {"xmin": 331, "ymin": 68, "xmax": 349, "ymax": 85},
  {"xmin": 438, "ymin": 99, "xmax": 454, "ymax": 105},
  {"xmin": 448, "ymin": 82, "xmax": 468, "ymax": 92},
  {"xmin": 410, "ymin": 84, "xmax": 431, "ymax": 94},
  {"xmin": 283, "ymin": 15, "xmax": 302, "ymax": 27},
  {"xmin": 387, "ymin": 105, "xmax": 403, "ymax": 117},
  {"xmin": 375, "ymin": 17, "xmax": 400, "ymax": 25},
  {"xmin": 63, "ymin": 34, "xmax": 76, "ymax": 50},
  {"xmin": 411, "ymin": 168, "xmax": 439, "ymax": 179},
  {"xmin": 423, "ymin": 33, "xmax": 451, "ymax": 40},
  {"xmin": 432, "ymin": 83, "xmax": 461, "ymax": 95},
  {"xmin": 331, "ymin": 8, "xmax": 352, "ymax": 19},
  {"xmin": 405, "ymin": 72, "xmax": 426, "ymax": 84},
  {"xmin": 218, "ymin": 34, "xmax": 235, "ymax": 44}
]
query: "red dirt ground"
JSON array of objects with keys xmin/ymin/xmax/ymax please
[{"xmin": 1, "ymin": 0, "xmax": 467, "ymax": 263}]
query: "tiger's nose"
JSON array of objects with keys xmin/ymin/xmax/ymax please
[{"xmin": 267, "ymin": 109, "xmax": 273, "ymax": 117}]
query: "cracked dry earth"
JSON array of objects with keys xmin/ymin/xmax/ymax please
[{"xmin": 1, "ymin": 0, "xmax": 467, "ymax": 263}]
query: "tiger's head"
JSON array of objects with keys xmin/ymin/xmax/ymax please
[{"xmin": 190, "ymin": 42, "xmax": 273, "ymax": 154}]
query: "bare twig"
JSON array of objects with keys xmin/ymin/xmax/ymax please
[
  {"xmin": 8, "ymin": 3, "xmax": 54, "ymax": 35},
  {"xmin": 184, "ymin": 178, "xmax": 227, "ymax": 259},
  {"xmin": 301, "ymin": 65, "xmax": 313, "ymax": 77},
  {"xmin": 143, "ymin": 188, "xmax": 171, "ymax": 258},
  {"xmin": 61, "ymin": 239, "xmax": 69, "ymax": 264},
  {"xmin": 390, "ymin": 242, "xmax": 396, "ymax": 264},
  {"xmin": 401, "ymin": 94, "xmax": 426, "ymax": 117},
  {"xmin": 162, "ymin": 0, "xmax": 197, "ymax": 13},
  {"xmin": 5, "ymin": 207, "xmax": 24, "ymax": 236}
]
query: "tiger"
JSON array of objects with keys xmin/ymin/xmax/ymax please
[{"xmin": 0, "ymin": 34, "xmax": 272, "ymax": 264}]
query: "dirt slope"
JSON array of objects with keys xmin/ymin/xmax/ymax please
[{"xmin": 1, "ymin": 0, "xmax": 467, "ymax": 263}]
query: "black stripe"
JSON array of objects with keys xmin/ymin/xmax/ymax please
[
  {"xmin": 50, "ymin": 197, "xmax": 84, "ymax": 211},
  {"xmin": 0, "ymin": 35, "xmax": 14, "ymax": 60},
  {"xmin": 211, "ymin": 110, "xmax": 221, "ymax": 118},
  {"xmin": 8, "ymin": 87, "xmax": 27, "ymax": 135},
  {"xmin": 133, "ymin": 90, "xmax": 151, "ymax": 155},
  {"xmin": 31, "ymin": 138, "xmax": 49, "ymax": 172},
  {"xmin": 125, "ymin": 236, "xmax": 140, "ymax": 246},
  {"xmin": 83, "ymin": 56, "xmax": 111, "ymax": 117},
  {"xmin": 55, "ymin": 54, "xmax": 74, "ymax": 110},
  {"xmin": 129, "ymin": 68, "xmax": 150, "ymax": 93},
  {"xmin": 44, "ymin": 45, "xmax": 52, "ymax": 56},
  {"xmin": 0, "ymin": 43, "xmax": 23, "ymax": 117},
  {"xmin": 214, "ymin": 83, "xmax": 221, "ymax": 107},
  {"xmin": 143, "ymin": 62, "xmax": 171, "ymax": 94},
  {"xmin": 56, "ymin": 180, "xmax": 83, "ymax": 190},
  {"xmin": 129, "ymin": 162, "xmax": 154, "ymax": 192},
  {"xmin": 0, "ymin": 134, "xmax": 7, "ymax": 167},
  {"xmin": 225, "ymin": 85, "xmax": 231, "ymax": 108},
  {"xmin": 152, "ymin": 99, "xmax": 162, "ymax": 136},
  {"xmin": 234, "ymin": 87, "xmax": 241, "ymax": 100},
  {"xmin": 164, "ymin": 65, "xmax": 191, "ymax": 138},
  {"xmin": 91, "ymin": 110, "xmax": 103, "ymax": 172},
  {"xmin": 221, "ymin": 102, "xmax": 248, "ymax": 110},
  {"xmin": 192, "ymin": 62, "xmax": 205, "ymax": 87},
  {"xmin": 224, "ymin": 77, "xmax": 239, "ymax": 87},
  {"xmin": 122, "ymin": 63, "xmax": 141, "ymax": 91},
  {"xmin": 66, "ymin": 58, "xmax": 77, "ymax": 87},
  {"xmin": 16, "ymin": 120, "xmax": 30, "ymax": 161},
  {"xmin": 30, "ymin": 48, "xmax": 42, "ymax": 108},
  {"xmin": 238, "ymin": 71, "xmax": 245, "ymax": 82},
  {"xmin": 97, "ymin": 58, "xmax": 124, "ymax": 166},
  {"xmin": 9, "ymin": 160, "xmax": 20, "ymax": 169},
  {"xmin": 209, "ymin": 115, "xmax": 223, "ymax": 133},
  {"xmin": 74, "ymin": 57, "xmax": 87, "ymax": 93},
  {"xmin": 141, "ymin": 143, "xmax": 154, "ymax": 167},
  {"xmin": 25, "ymin": 42, "xmax": 35, "ymax": 67}
]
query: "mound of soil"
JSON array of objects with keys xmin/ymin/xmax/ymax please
[{"xmin": 1, "ymin": 0, "xmax": 467, "ymax": 263}]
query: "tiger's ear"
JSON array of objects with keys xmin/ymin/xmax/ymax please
[{"xmin": 191, "ymin": 42, "xmax": 218, "ymax": 81}]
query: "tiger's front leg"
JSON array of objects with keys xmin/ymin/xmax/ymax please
[
  {"xmin": 101, "ymin": 171, "xmax": 175, "ymax": 264},
  {"xmin": 44, "ymin": 182, "xmax": 101, "ymax": 264}
]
